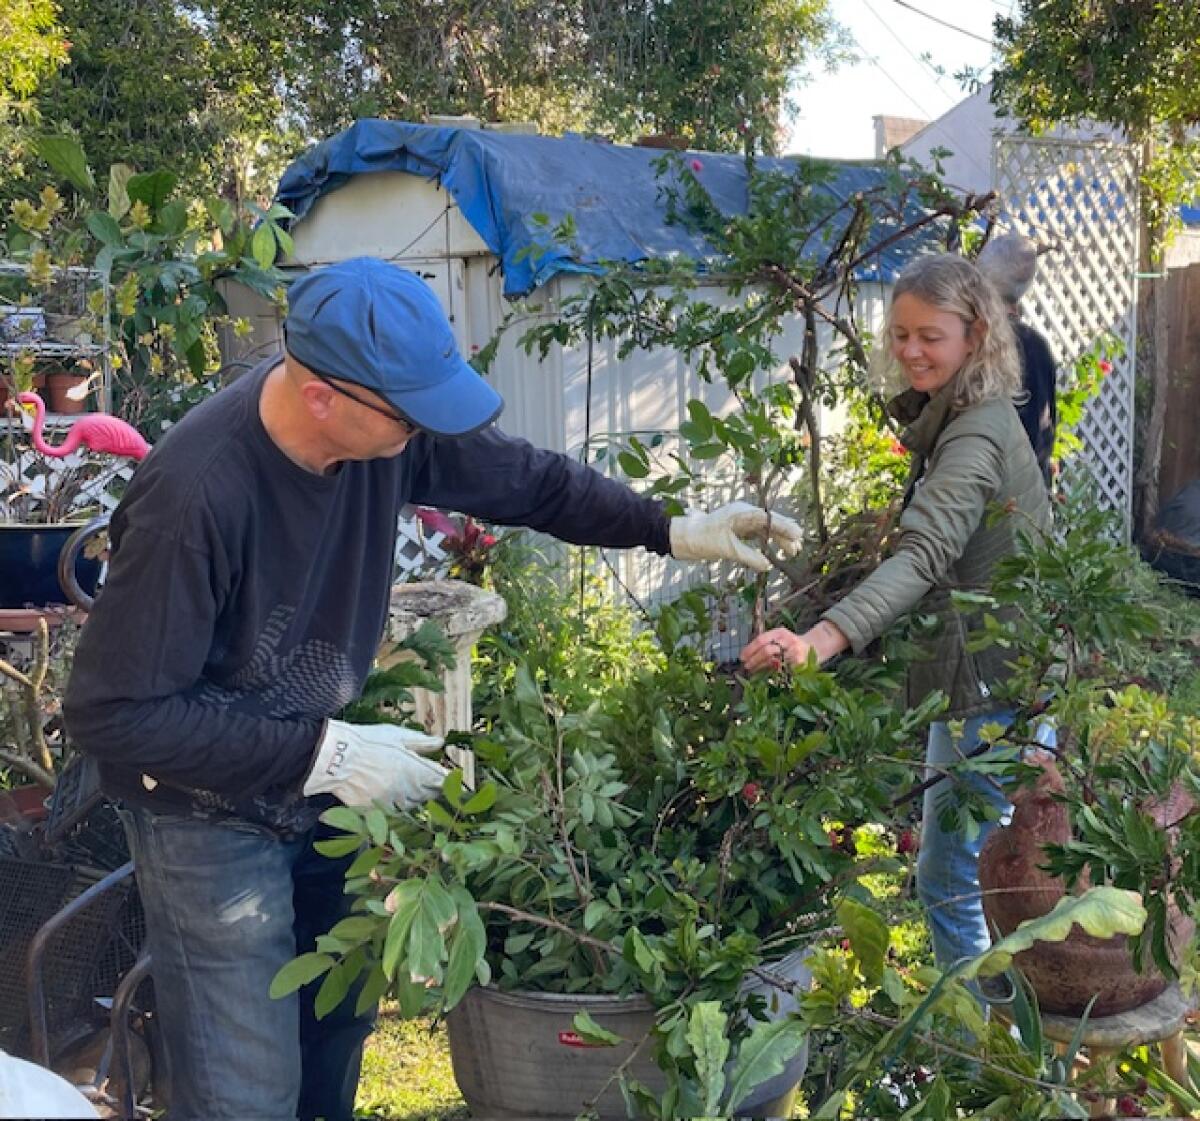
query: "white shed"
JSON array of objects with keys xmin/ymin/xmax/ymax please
[{"xmin": 226, "ymin": 121, "xmax": 922, "ymax": 608}]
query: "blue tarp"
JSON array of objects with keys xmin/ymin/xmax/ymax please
[{"xmin": 275, "ymin": 120, "xmax": 947, "ymax": 298}]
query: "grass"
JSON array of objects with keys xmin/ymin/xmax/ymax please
[{"xmin": 355, "ymin": 1008, "xmax": 467, "ymax": 1121}]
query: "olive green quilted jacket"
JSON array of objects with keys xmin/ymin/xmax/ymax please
[{"xmin": 822, "ymin": 384, "xmax": 1051, "ymax": 718}]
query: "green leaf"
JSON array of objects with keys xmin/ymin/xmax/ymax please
[
  {"xmin": 320, "ymin": 806, "xmax": 365, "ymax": 835},
  {"xmin": 313, "ymin": 958, "xmax": 354, "ymax": 1019},
  {"xmin": 327, "ymin": 915, "xmax": 378, "ymax": 945},
  {"xmin": 685, "ymin": 399, "xmax": 716, "ymax": 438},
  {"xmin": 963, "ymin": 887, "xmax": 1147, "ymax": 980},
  {"xmin": 442, "ymin": 767, "xmax": 464, "ymax": 809},
  {"xmin": 811, "ymin": 1088, "xmax": 848, "ymax": 1119},
  {"xmin": 312, "ymin": 835, "xmax": 363, "ymax": 858},
  {"xmin": 252, "ymin": 223, "xmax": 277, "ymax": 269},
  {"xmin": 443, "ymin": 898, "xmax": 486, "ymax": 1010},
  {"xmin": 155, "ymin": 198, "xmax": 188, "ymax": 238},
  {"xmin": 126, "ymin": 170, "xmax": 177, "ymax": 212},
  {"xmin": 725, "ymin": 1018, "xmax": 807, "ymax": 1111},
  {"xmin": 34, "ymin": 135, "xmax": 95, "ymax": 195},
  {"xmin": 617, "ymin": 450, "xmax": 649, "ymax": 479},
  {"xmin": 354, "ymin": 965, "xmax": 390, "ymax": 1017},
  {"xmin": 381, "ymin": 880, "xmax": 423, "ymax": 978},
  {"xmin": 393, "ymin": 972, "xmax": 428, "ymax": 1018},
  {"xmin": 571, "ymin": 1009, "xmax": 622, "ymax": 1047},
  {"xmin": 583, "ymin": 900, "xmax": 609, "ymax": 931},
  {"xmin": 345, "ymin": 845, "xmax": 384, "ymax": 878},
  {"xmin": 406, "ymin": 901, "xmax": 445, "ymax": 983},
  {"xmin": 86, "ymin": 211, "xmax": 123, "ymax": 246},
  {"xmin": 685, "ymin": 1001, "xmax": 729, "ymax": 1115},
  {"xmin": 836, "ymin": 897, "xmax": 889, "ymax": 986},
  {"xmin": 461, "ymin": 782, "xmax": 497, "ymax": 815},
  {"xmin": 269, "ymin": 951, "xmax": 333, "ymax": 998},
  {"xmin": 365, "ymin": 808, "xmax": 389, "ymax": 847}
]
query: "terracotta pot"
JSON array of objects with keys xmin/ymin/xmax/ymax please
[
  {"xmin": 45, "ymin": 371, "xmax": 90, "ymax": 415},
  {"xmin": 979, "ymin": 760, "xmax": 1195, "ymax": 1017},
  {"xmin": 0, "ymin": 782, "xmax": 53, "ymax": 823}
]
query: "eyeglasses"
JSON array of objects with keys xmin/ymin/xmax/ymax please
[{"xmin": 310, "ymin": 371, "xmax": 420, "ymax": 435}]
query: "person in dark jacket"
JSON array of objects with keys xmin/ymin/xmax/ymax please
[
  {"xmin": 976, "ymin": 233, "xmax": 1058, "ymax": 485},
  {"xmin": 740, "ymin": 254, "xmax": 1054, "ymax": 980},
  {"xmin": 63, "ymin": 258, "xmax": 802, "ymax": 1121}
]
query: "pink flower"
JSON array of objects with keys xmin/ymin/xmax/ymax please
[
  {"xmin": 689, "ymin": 159, "xmax": 703, "ymax": 172},
  {"xmin": 481, "ymin": 534, "xmax": 498, "ymax": 549},
  {"xmin": 1098, "ymin": 359, "xmax": 1112, "ymax": 376}
]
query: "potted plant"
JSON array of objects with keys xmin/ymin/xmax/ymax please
[
  {"xmin": 273, "ymin": 583, "xmax": 947, "ymax": 1117},
  {"xmin": 0, "ymin": 361, "xmax": 114, "ymax": 610},
  {"xmin": 0, "ymin": 613, "xmax": 82, "ymax": 822},
  {"xmin": 940, "ymin": 499, "xmax": 1200, "ymax": 1018}
]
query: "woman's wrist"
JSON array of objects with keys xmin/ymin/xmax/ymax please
[{"xmin": 802, "ymin": 620, "xmax": 850, "ymax": 663}]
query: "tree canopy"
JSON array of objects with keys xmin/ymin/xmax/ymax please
[
  {"xmin": 992, "ymin": 0, "xmax": 1200, "ymax": 245},
  {"xmin": 6, "ymin": 0, "xmax": 842, "ymax": 202}
]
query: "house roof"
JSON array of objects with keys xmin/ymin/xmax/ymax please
[{"xmin": 275, "ymin": 120, "xmax": 953, "ymax": 297}]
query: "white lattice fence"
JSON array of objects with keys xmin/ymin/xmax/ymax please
[{"xmin": 993, "ymin": 134, "xmax": 1140, "ymax": 534}]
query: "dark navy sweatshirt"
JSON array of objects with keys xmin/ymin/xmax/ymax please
[{"xmin": 64, "ymin": 357, "xmax": 670, "ymax": 834}]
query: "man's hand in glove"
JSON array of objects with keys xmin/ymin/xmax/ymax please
[
  {"xmin": 303, "ymin": 720, "xmax": 448, "ymax": 809},
  {"xmin": 669, "ymin": 501, "xmax": 802, "ymax": 573}
]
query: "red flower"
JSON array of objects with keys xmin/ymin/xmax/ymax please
[
  {"xmin": 689, "ymin": 159, "xmax": 703, "ymax": 172},
  {"xmin": 1098, "ymin": 359, "xmax": 1113, "ymax": 376},
  {"xmin": 414, "ymin": 508, "xmax": 459, "ymax": 538},
  {"xmin": 888, "ymin": 438, "xmax": 908, "ymax": 457},
  {"xmin": 896, "ymin": 828, "xmax": 916, "ymax": 855},
  {"xmin": 481, "ymin": 534, "xmax": 498, "ymax": 549},
  {"xmin": 741, "ymin": 781, "xmax": 761, "ymax": 805}
]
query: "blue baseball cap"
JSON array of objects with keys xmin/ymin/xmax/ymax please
[{"xmin": 283, "ymin": 258, "xmax": 503, "ymax": 437}]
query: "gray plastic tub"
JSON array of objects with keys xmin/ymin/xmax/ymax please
[{"xmin": 445, "ymin": 949, "xmax": 811, "ymax": 1120}]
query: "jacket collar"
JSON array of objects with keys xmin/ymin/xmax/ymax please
[{"xmin": 888, "ymin": 383, "xmax": 958, "ymax": 458}]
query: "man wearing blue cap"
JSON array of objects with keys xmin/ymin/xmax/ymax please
[{"xmin": 64, "ymin": 257, "xmax": 801, "ymax": 1121}]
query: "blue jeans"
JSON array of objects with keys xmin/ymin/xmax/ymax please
[
  {"xmin": 915, "ymin": 710, "xmax": 1056, "ymax": 970},
  {"xmin": 119, "ymin": 807, "xmax": 375, "ymax": 1121}
]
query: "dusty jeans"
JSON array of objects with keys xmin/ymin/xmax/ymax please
[{"xmin": 119, "ymin": 806, "xmax": 374, "ymax": 1121}]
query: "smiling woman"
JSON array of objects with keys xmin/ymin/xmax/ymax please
[
  {"xmin": 741, "ymin": 252, "xmax": 1051, "ymax": 979},
  {"xmin": 888, "ymin": 292, "xmax": 977, "ymax": 395}
]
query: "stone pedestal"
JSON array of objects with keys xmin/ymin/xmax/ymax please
[{"xmin": 386, "ymin": 580, "xmax": 507, "ymax": 787}]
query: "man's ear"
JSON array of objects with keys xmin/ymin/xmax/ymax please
[{"xmin": 299, "ymin": 377, "xmax": 335, "ymax": 420}]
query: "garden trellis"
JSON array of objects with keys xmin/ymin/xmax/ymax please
[{"xmin": 993, "ymin": 133, "xmax": 1139, "ymax": 535}]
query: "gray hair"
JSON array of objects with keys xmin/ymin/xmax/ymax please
[
  {"xmin": 975, "ymin": 233, "xmax": 1039, "ymax": 306},
  {"xmin": 871, "ymin": 253, "xmax": 1023, "ymax": 410}
]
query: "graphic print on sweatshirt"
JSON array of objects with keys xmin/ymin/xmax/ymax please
[{"xmin": 198, "ymin": 605, "xmax": 360, "ymax": 719}]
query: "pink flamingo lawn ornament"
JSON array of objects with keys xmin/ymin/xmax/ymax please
[{"xmin": 16, "ymin": 391, "xmax": 150, "ymax": 462}]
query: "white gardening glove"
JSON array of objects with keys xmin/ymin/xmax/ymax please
[
  {"xmin": 303, "ymin": 720, "xmax": 448, "ymax": 809},
  {"xmin": 669, "ymin": 501, "xmax": 803, "ymax": 573}
]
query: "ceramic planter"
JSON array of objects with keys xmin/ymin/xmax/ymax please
[
  {"xmin": 0, "ymin": 524, "xmax": 102, "ymax": 609},
  {"xmin": 445, "ymin": 948, "xmax": 811, "ymax": 1119},
  {"xmin": 979, "ymin": 761, "xmax": 1194, "ymax": 1017}
]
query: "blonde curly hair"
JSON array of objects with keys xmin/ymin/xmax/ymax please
[{"xmin": 871, "ymin": 253, "xmax": 1022, "ymax": 409}]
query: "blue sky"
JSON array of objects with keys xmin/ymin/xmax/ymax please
[{"xmin": 785, "ymin": 0, "xmax": 1014, "ymax": 158}]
